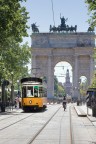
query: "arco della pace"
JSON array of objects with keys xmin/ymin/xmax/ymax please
[{"xmin": 31, "ymin": 32, "xmax": 95, "ymax": 99}]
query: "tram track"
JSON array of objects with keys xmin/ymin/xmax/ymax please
[
  {"xmin": 27, "ymin": 106, "xmax": 61, "ymax": 144},
  {"xmin": 0, "ymin": 111, "xmax": 23, "ymax": 121},
  {"xmin": 0, "ymin": 115, "xmax": 15, "ymax": 121},
  {"xmin": 0, "ymin": 104, "xmax": 78, "ymax": 144},
  {"xmin": 69, "ymin": 105, "xmax": 74, "ymax": 144},
  {"xmin": 0, "ymin": 113, "xmax": 35, "ymax": 131},
  {"xmin": 58, "ymin": 112, "xmax": 64, "ymax": 144},
  {"xmin": 0, "ymin": 104, "xmax": 56, "ymax": 131},
  {"xmin": 27, "ymin": 104, "xmax": 75, "ymax": 144}
]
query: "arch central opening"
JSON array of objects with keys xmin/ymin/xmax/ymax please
[{"xmin": 54, "ymin": 61, "xmax": 73, "ymax": 98}]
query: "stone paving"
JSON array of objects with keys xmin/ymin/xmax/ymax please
[
  {"xmin": 0, "ymin": 103, "xmax": 96, "ymax": 144},
  {"xmin": 75, "ymin": 104, "xmax": 96, "ymax": 128}
]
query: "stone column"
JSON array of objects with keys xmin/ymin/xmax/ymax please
[
  {"xmin": 47, "ymin": 56, "xmax": 54, "ymax": 99},
  {"xmin": 73, "ymin": 55, "xmax": 79, "ymax": 99},
  {"xmin": 51, "ymin": 66, "xmax": 54, "ymax": 97},
  {"xmin": 90, "ymin": 56, "xmax": 94, "ymax": 84},
  {"xmin": 31, "ymin": 55, "xmax": 36, "ymax": 77}
]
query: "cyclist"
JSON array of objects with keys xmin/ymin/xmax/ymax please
[{"xmin": 62, "ymin": 96, "xmax": 67, "ymax": 111}]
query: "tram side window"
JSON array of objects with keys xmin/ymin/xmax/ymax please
[
  {"xmin": 39, "ymin": 87, "xmax": 43, "ymax": 97},
  {"xmin": 34, "ymin": 86, "xmax": 38, "ymax": 97},
  {"xmin": 42, "ymin": 88, "xmax": 47, "ymax": 97},
  {"xmin": 22, "ymin": 87, "xmax": 26, "ymax": 98},
  {"xmin": 44, "ymin": 88, "xmax": 47, "ymax": 97}
]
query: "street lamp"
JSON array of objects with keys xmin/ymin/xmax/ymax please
[
  {"xmin": 11, "ymin": 72, "xmax": 14, "ymax": 109},
  {"xmin": 1, "ymin": 79, "xmax": 9, "ymax": 112},
  {"xmin": 78, "ymin": 79, "xmax": 81, "ymax": 104},
  {"xmin": 17, "ymin": 80, "xmax": 20, "ymax": 97}
]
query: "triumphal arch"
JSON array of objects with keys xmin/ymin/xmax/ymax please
[{"xmin": 31, "ymin": 32, "xmax": 95, "ymax": 99}]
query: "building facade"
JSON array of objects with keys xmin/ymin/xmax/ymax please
[{"xmin": 31, "ymin": 33, "xmax": 95, "ymax": 99}]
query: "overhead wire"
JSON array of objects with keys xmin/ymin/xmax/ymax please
[{"xmin": 51, "ymin": 0, "xmax": 55, "ymax": 26}]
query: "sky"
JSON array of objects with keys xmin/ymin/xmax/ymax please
[
  {"xmin": 21, "ymin": 0, "xmax": 91, "ymax": 83},
  {"xmin": 54, "ymin": 62, "xmax": 72, "ymax": 83},
  {"xmin": 22, "ymin": 0, "xmax": 90, "ymax": 46}
]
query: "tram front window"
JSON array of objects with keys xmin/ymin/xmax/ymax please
[
  {"xmin": 34, "ymin": 87, "xmax": 38, "ymax": 97},
  {"xmin": 27, "ymin": 86, "xmax": 33, "ymax": 97}
]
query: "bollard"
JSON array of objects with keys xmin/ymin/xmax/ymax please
[{"xmin": 77, "ymin": 100, "xmax": 79, "ymax": 106}]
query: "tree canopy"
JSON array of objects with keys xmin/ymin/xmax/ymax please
[
  {"xmin": 89, "ymin": 73, "xmax": 96, "ymax": 88},
  {"xmin": 85, "ymin": 0, "xmax": 96, "ymax": 28},
  {"xmin": 54, "ymin": 76, "xmax": 65, "ymax": 97},
  {"xmin": 0, "ymin": 41, "xmax": 31, "ymax": 85},
  {"xmin": 0, "ymin": 0, "xmax": 29, "ymax": 48},
  {"xmin": 0, "ymin": 0, "xmax": 31, "ymax": 85}
]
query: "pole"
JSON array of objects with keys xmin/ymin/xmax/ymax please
[
  {"xmin": 1, "ymin": 83, "xmax": 5, "ymax": 112},
  {"xmin": 51, "ymin": 0, "xmax": 55, "ymax": 26},
  {"xmin": 17, "ymin": 80, "xmax": 20, "ymax": 97},
  {"xmin": 87, "ymin": 106, "xmax": 89, "ymax": 115},
  {"xmin": 11, "ymin": 73, "xmax": 14, "ymax": 110}
]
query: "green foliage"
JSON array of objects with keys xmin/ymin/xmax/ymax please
[
  {"xmin": 0, "ymin": 0, "xmax": 29, "ymax": 47},
  {"xmin": 0, "ymin": 41, "xmax": 31, "ymax": 85},
  {"xmin": 85, "ymin": 0, "xmax": 96, "ymax": 28},
  {"xmin": 58, "ymin": 85, "xmax": 65, "ymax": 96},
  {"xmin": 89, "ymin": 73, "xmax": 96, "ymax": 88},
  {"xmin": 80, "ymin": 83, "xmax": 87, "ymax": 96},
  {"xmin": 0, "ymin": 0, "xmax": 31, "ymax": 97},
  {"xmin": 54, "ymin": 76, "xmax": 58, "ymax": 91},
  {"xmin": 54, "ymin": 76, "xmax": 65, "ymax": 97}
]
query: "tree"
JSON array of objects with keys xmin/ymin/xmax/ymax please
[
  {"xmin": 89, "ymin": 73, "xmax": 96, "ymax": 88},
  {"xmin": 54, "ymin": 76, "xmax": 59, "ymax": 96},
  {"xmin": 85, "ymin": 0, "xmax": 96, "ymax": 28},
  {"xmin": 54, "ymin": 76, "xmax": 65, "ymax": 97},
  {"xmin": 58, "ymin": 85, "xmax": 65, "ymax": 97},
  {"xmin": 80, "ymin": 82, "xmax": 88, "ymax": 97},
  {"xmin": 0, "ymin": 41, "xmax": 31, "ymax": 86},
  {"xmin": 0, "ymin": 0, "xmax": 29, "ymax": 48}
]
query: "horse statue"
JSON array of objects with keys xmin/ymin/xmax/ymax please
[
  {"xmin": 87, "ymin": 26, "xmax": 94, "ymax": 32},
  {"xmin": 31, "ymin": 23, "xmax": 39, "ymax": 33},
  {"xmin": 49, "ymin": 25, "xmax": 57, "ymax": 32},
  {"xmin": 69, "ymin": 25, "xmax": 77, "ymax": 32}
]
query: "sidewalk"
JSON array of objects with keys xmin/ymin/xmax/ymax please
[
  {"xmin": 0, "ymin": 106, "xmax": 22, "ymax": 113},
  {"xmin": 74, "ymin": 103, "xmax": 96, "ymax": 126},
  {"xmin": 75, "ymin": 104, "xmax": 92, "ymax": 116}
]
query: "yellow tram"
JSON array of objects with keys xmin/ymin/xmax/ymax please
[{"xmin": 20, "ymin": 77, "xmax": 47, "ymax": 112}]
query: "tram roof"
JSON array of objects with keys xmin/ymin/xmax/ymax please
[{"xmin": 21, "ymin": 77, "xmax": 42, "ymax": 84}]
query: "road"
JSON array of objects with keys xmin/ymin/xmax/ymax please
[{"xmin": 0, "ymin": 104, "xmax": 96, "ymax": 144}]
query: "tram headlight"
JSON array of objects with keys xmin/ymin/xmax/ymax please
[{"xmin": 29, "ymin": 100, "xmax": 32, "ymax": 104}]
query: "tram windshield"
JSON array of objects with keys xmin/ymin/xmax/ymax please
[{"xmin": 22, "ymin": 85, "xmax": 47, "ymax": 98}]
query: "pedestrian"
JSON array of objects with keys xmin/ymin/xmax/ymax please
[
  {"xmin": 62, "ymin": 96, "xmax": 67, "ymax": 111},
  {"xmin": 14, "ymin": 98, "xmax": 17, "ymax": 108}
]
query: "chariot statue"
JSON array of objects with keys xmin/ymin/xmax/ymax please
[
  {"xmin": 49, "ymin": 15, "xmax": 77, "ymax": 33},
  {"xmin": 31, "ymin": 23, "xmax": 39, "ymax": 33}
]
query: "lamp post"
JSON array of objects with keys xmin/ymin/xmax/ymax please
[
  {"xmin": 17, "ymin": 80, "xmax": 20, "ymax": 97},
  {"xmin": 1, "ymin": 80, "xmax": 9, "ymax": 112},
  {"xmin": 1, "ymin": 80, "xmax": 5, "ymax": 112},
  {"xmin": 78, "ymin": 79, "xmax": 81, "ymax": 105},
  {"xmin": 11, "ymin": 72, "xmax": 14, "ymax": 110}
]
